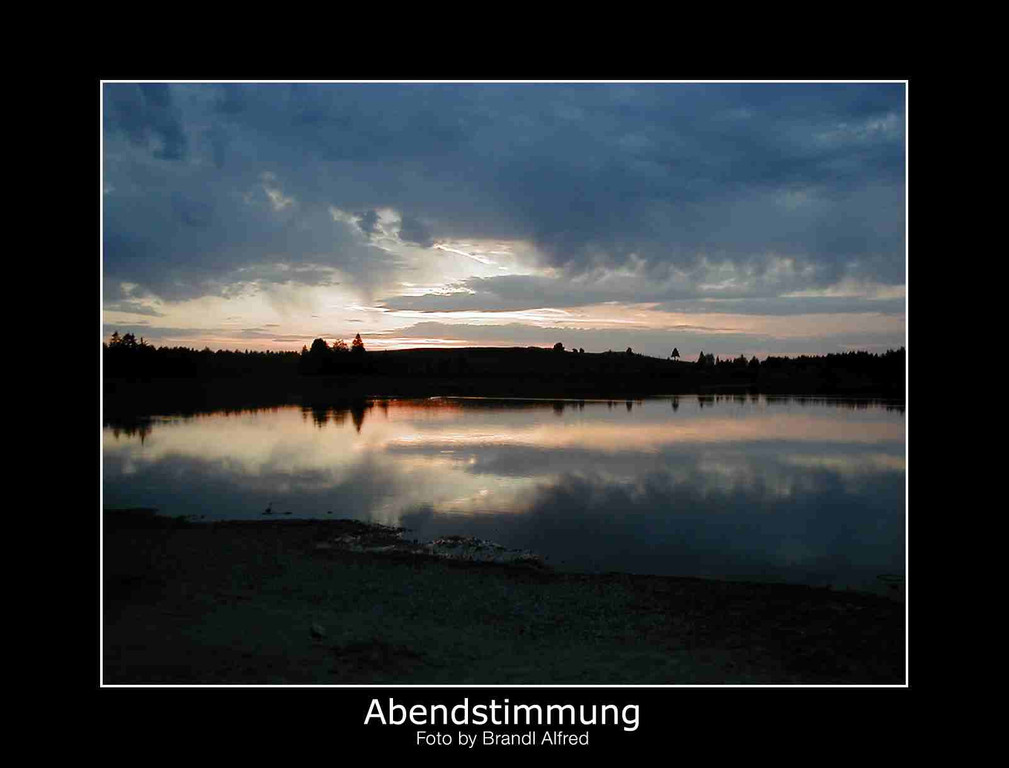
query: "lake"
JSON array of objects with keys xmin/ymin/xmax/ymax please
[{"xmin": 102, "ymin": 395, "xmax": 905, "ymax": 595}]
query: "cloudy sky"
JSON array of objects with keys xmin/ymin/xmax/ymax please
[{"xmin": 101, "ymin": 82, "xmax": 906, "ymax": 360}]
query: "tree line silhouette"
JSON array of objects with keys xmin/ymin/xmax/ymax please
[
  {"xmin": 104, "ymin": 331, "xmax": 302, "ymax": 379},
  {"xmin": 298, "ymin": 334, "xmax": 369, "ymax": 375},
  {"xmin": 104, "ymin": 330, "xmax": 905, "ymax": 403}
]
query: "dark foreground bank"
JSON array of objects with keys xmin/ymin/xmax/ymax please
[{"xmin": 102, "ymin": 510, "xmax": 905, "ymax": 685}]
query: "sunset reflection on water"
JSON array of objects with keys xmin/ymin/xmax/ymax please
[{"xmin": 103, "ymin": 396, "xmax": 905, "ymax": 591}]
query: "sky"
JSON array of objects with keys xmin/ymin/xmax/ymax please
[{"xmin": 101, "ymin": 81, "xmax": 906, "ymax": 361}]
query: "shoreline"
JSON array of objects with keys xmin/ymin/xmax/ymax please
[
  {"xmin": 102, "ymin": 389, "xmax": 905, "ymax": 430},
  {"xmin": 102, "ymin": 373, "xmax": 905, "ymax": 421},
  {"xmin": 102, "ymin": 510, "xmax": 905, "ymax": 685}
]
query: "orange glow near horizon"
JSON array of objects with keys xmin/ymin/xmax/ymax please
[{"xmin": 102, "ymin": 267, "xmax": 906, "ymax": 356}]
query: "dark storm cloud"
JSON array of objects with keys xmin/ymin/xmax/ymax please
[
  {"xmin": 397, "ymin": 215, "xmax": 434, "ymax": 248},
  {"xmin": 106, "ymin": 83, "xmax": 188, "ymax": 160},
  {"xmin": 356, "ymin": 209, "xmax": 380, "ymax": 236},
  {"xmin": 103, "ymin": 83, "xmax": 905, "ymax": 303},
  {"xmin": 102, "ymin": 153, "xmax": 402, "ymax": 301},
  {"xmin": 381, "ymin": 274, "xmax": 905, "ymax": 315},
  {"xmin": 171, "ymin": 191, "xmax": 214, "ymax": 227},
  {"xmin": 651, "ymin": 296, "xmax": 906, "ymax": 316},
  {"xmin": 457, "ymin": 83, "xmax": 905, "ymax": 279}
]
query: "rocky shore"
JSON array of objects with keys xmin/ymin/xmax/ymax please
[{"xmin": 102, "ymin": 509, "xmax": 905, "ymax": 685}]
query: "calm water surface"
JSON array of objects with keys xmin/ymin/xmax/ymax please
[{"xmin": 103, "ymin": 396, "xmax": 905, "ymax": 593}]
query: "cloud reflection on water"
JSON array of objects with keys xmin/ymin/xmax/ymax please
[{"xmin": 103, "ymin": 397, "xmax": 904, "ymax": 589}]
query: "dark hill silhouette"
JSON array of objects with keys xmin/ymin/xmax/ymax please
[{"xmin": 103, "ymin": 334, "xmax": 905, "ymax": 416}]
